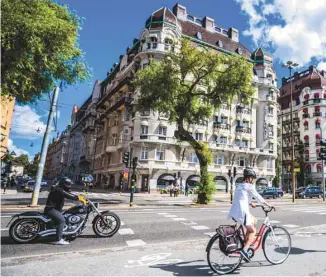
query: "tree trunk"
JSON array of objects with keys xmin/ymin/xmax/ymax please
[{"xmin": 177, "ymin": 120, "xmax": 212, "ymax": 204}]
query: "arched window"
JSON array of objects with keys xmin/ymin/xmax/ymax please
[
  {"xmin": 164, "ymin": 38, "xmax": 174, "ymax": 51},
  {"xmin": 147, "ymin": 36, "xmax": 157, "ymax": 49},
  {"xmin": 315, "ymin": 119, "xmax": 321, "ymax": 129}
]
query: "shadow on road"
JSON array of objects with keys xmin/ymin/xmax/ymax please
[
  {"xmin": 277, "ymin": 247, "xmax": 326, "ymax": 255},
  {"xmin": 150, "ymin": 260, "xmax": 241, "ymax": 276}
]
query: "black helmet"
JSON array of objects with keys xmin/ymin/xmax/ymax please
[
  {"xmin": 58, "ymin": 177, "xmax": 73, "ymax": 192},
  {"xmin": 243, "ymin": 167, "xmax": 256, "ymax": 179}
]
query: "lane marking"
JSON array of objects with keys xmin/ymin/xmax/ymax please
[
  {"xmin": 191, "ymin": 225, "xmax": 210, "ymax": 230},
  {"xmin": 318, "ymin": 213, "xmax": 326, "ymax": 215},
  {"xmin": 172, "ymin": 218, "xmax": 187, "ymax": 221},
  {"xmin": 269, "ymin": 220, "xmax": 281, "ymax": 224},
  {"xmin": 204, "ymin": 232, "xmax": 216, "ymax": 237},
  {"xmin": 1, "ymin": 228, "xmax": 9, "ymax": 231},
  {"xmin": 126, "ymin": 239, "xmax": 147, "ymax": 247},
  {"xmin": 118, "ymin": 228, "xmax": 134, "ymax": 235},
  {"xmin": 181, "ymin": 221, "xmax": 197, "ymax": 226},
  {"xmin": 157, "ymin": 213, "xmax": 169, "ymax": 215},
  {"xmin": 282, "ymin": 224, "xmax": 300, "ymax": 228},
  {"xmin": 164, "ymin": 215, "xmax": 177, "ymax": 218}
]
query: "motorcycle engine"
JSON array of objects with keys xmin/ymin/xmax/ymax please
[{"xmin": 63, "ymin": 214, "xmax": 86, "ymax": 232}]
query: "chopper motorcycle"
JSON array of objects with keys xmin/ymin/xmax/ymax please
[{"xmin": 7, "ymin": 196, "xmax": 121, "ymax": 243}]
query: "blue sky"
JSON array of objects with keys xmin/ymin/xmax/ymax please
[{"xmin": 9, "ymin": 0, "xmax": 326, "ymax": 158}]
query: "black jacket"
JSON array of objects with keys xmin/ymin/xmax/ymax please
[{"xmin": 45, "ymin": 185, "xmax": 78, "ymax": 211}]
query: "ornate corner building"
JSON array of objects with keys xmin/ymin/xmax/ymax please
[
  {"xmin": 279, "ymin": 66, "xmax": 326, "ymax": 190},
  {"xmin": 45, "ymin": 4, "xmax": 279, "ymax": 191},
  {"xmin": 0, "ymin": 96, "xmax": 15, "ymax": 158}
]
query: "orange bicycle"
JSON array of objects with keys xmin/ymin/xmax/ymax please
[{"xmin": 206, "ymin": 205, "xmax": 292, "ymax": 275}]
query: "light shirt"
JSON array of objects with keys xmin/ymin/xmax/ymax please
[{"xmin": 228, "ymin": 182, "xmax": 265, "ymax": 224}]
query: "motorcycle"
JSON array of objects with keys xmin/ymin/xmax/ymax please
[{"xmin": 7, "ymin": 196, "xmax": 121, "ymax": 243}]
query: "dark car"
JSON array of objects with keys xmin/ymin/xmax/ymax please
[
  {"xmin": 277, "ymin": 188, "xmax": 284, "ymax": 197},
  {"xmin": 23, "ymin": 180, "xmax": 47, "ymax": 192},
  {"xmin": 262, "ymin": 188, "xmax": 278, "ymax": 199},
  {"xmin": 295, "ymin": 187, "xmax": 305, "ymax": 198},
  {"xmin": 300, "ymin": 186, "xmax": 323, "ymax": 199}
]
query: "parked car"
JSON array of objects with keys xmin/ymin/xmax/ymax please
[
  {"xmin": 295, "ymin": 187, "xmax": 305, "ymax": 198},
  {"xmin": 262, "ymin": 188, "xmax": 278, "ymax": 199},
  {"xmin": 277, "ymin": 188, "xmax": 284, "ymax": 197},
  {"xmin": 23, "ymin": 180, "xmax": 47, "ymax": 192},
  {"xmin": 299, "ymin": 186, "xmax": 323, "ymax": 199}
]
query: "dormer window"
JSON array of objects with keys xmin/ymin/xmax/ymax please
[
  {"xmin": 222, "ymin": 30, "xmax": 228, "ymax": 36},
  {"xmin": 187, "ymin": 14, "xmax": 194, "ymax": 21},
  {"xmin": 215, "ymin": 26, "xmax": 221, "ymax": 33}
]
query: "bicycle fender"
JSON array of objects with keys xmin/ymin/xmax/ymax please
[
  {"xmin": 205, "ymin": 233, "xmax": 219, "ymax": 252},
  {"xmin": 92, "ymin": 210, "xmax": 110, "ymax": 225}
]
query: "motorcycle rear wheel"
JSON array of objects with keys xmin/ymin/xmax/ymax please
[
  {"xmin": 9, "ymin": 219, "xmax": 41, "ymax": 243},
  {"xmin": 92, "ymin": 212, "xmax": 120, "ymax": 237}
]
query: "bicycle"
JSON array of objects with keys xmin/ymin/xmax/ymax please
[{"xmin": 206, "ymin": 205, "xmax": 292, "ymax": 275}]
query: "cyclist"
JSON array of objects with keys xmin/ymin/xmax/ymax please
[{"xmin": 228, "ymin": 167, "xmax": 273, "ymax": 262}]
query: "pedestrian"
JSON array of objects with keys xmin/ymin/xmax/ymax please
[
  {"xmin": 185, "ymin": 182, "xmax": 189, "ymax": 196},
  {"xmin": 174, "ymin": 183, "xmax": 179, "ymax": 197},
  {"xmin": 3, "ymin": 176, "xmax": 8, "ymax": 194},
  {"xmin": 169, "ymin": 183, "xmax": 173, "ymax": 197},
  {"xmin": 10, "ymin": 176, "xmax": 15, "ymax": 188}
]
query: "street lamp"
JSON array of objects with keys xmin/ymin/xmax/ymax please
[{"xmin": 282, "ymin": 61, "xmax": 299, "ymax": 203}]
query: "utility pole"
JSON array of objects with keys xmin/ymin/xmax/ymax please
[
  {"xmin": 319, "ymin": 123, "xmax": 326, "ymax": 201},
  {"xmin": 31, "ymin": 86, "xmax": 60, "ymax": 206}
]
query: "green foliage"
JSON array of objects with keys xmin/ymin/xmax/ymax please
[
  {"xmin": 196, "ymin": 174, "xmax": 216, "ymax": 203},
  {"xmin": 134, "ymin": 39, "xmax": 254, "ymax": 204},
  {"xmin": 1, "ymin": 0, "xmax": 90, "ymax": 103},
  {"xmin": 273, "ymin": 156, "xmax": 281, "ymax": 187},
  {"xmin": 25, "ymin": 153, "xmax": 40, "ymax": 177}
]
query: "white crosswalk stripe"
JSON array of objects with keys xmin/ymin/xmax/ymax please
[{"xmin": 282, "ymin": 205, "xmax": 326, "ymax": 215}]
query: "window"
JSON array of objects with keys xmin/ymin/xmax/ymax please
[
  {"xmin": 220, "ymin": 136, "xmax": 227, "ymax": 144},
  {"xmin": 242, "ymin": 120, "xmax": 249, "ymax": 128},
  {"xmin": 268, "ymin": 142, "xmax": 274, "ymax": 150},
  {"xmin": 306, "ymin": 166, "xmax": 311, "ymax": 174},
  {"xmin": 141, "ymin": 110, "xmax": 150, "ymax": 116},
  {"xmin": 235, "ymin": 139, "xmax": 241, "ymax": 146},
  {"xmin": 216, "ymin": 156, "xmax": 224, "ymax": 165},
  {"xmin": 236, "ymin": 120, "xmax": 241, "ymax": 127},
  {"xmin": 113, "ymin": 117, "xmax": 119, "ymax": 126},
  {"xmin": 268, "ymin": 107, "xmax": 274, "ymax": 115},
  {"xmin": 241, "ymin": 140, "xmax": 248, "ymax": 148},
  {"xmin": 317, "ymin": 166, "xmax": 322, "ymax": 173},
  {"xmin": 147, "ymin": 37, "xmax": 157, "ymax": 49},
  {"xmin": 195, "ymin": 132, "xmax": 203, "ymax": 141},
  {"xmin": 267, "ymin": 159, "xmax": 273, "ymax": 169},
  {"xmin": 141, "ymin": 125, "xmax": 148, "ymax": 135},
  {"xmin": 188, "ymin": 152, "xmax": 198, "ymax": 163},
  {"xmin": 304, "ymin": 124, "xmax": 309, "ymax": 131},
  {"xmin": 156, "ymin": 147, "xmax": 164, "ymax": 160},
  {"xmin": 158, "ymin": 126, "xmax": 167, "ymax": 136},
  {"xmin": 164, "ymin": 38, "xmax": 174, "ymax": 51},
  {"xmin": 239, "ymin": 158, "xmax": 246, "ymax": 167},
  {"xmin": 141, "ymin": 147, "xmax": 148, "ymax": 160},
  {"xmin": 220, "ymin": 116, "xmax": 228, "ymax": 124},
  {"xmin": 316, "ymin": 122, "xmax": 321, "ymax": 129}
]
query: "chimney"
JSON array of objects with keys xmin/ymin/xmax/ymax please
[
  {"xmin": 172, "ymin": 3, "xmax": 187, "ymax": 21},
  {"xmin": 203, "ymin": 16, "xmax": 215, "ymax": 32},
  {"xmin": 228, "ymin": 27, "xmax": 239, "ymax": 42}
]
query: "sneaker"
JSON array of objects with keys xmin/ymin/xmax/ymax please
[
  {"xmin": 54, "ymin": 239, "xmax": 70, "ymax": 245},
  {"xmin": 239, "ymin": 249, "xmax": 251, "ymax": 263}
]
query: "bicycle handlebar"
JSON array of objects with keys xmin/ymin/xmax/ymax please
[{"xmin": 255, "ymin": 204, "xmax": 276, "ymax": 213}]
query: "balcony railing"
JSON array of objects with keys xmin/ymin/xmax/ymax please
[
  {"xmin": 213, "ymin": 122, "xmax": 231, "ymax": 130},
  {"xmin": 302, "ymin": 114, "xmax": 310, "ymax": 119},
  {"xmin": 313, "ymin": 112, "xmax": 321, "ymax": 117},
  {"xmin": 303, "ymin": 99, "xmax": 326, "ymax": 106},
  {"xmin": 235, "ymin": 126, "xmax": 251, "ymax": 133},
  {"xmin": 236, "ymin": 107, "xmax": 252, "ymax": 114},
  {"xmin": 293, "ymin": 117, "xmax": 300, "ymax": 122}
]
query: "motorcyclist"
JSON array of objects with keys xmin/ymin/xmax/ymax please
[{"xmin": 44, "ymin": 177, "xmax": 86, "ymax": 245}]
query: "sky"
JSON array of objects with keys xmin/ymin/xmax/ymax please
[{"xmin": 9, "ymin": 0, "xmax": 326, "ymax": 159}]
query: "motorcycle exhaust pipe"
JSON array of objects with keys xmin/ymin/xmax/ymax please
[{"xmin": 38, "ymin": 229, "xmax": 56, "ymax": 237}]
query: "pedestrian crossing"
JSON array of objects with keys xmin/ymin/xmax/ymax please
[{"xmin": 281, "ymin": 205, "xmax": 326, "ymax": 215}]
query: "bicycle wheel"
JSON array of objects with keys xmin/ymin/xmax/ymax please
[
  {"xmin": 207, "ymin": 235, "xmax": 242, "ymax": 275},
  {"xmin": 262, "ymin": 226, "xmax": 291, "ymax": 265}
]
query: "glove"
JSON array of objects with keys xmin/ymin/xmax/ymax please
[{"xmin": 78, "ymin": 195, "xmax": 87, "ymax": 206}]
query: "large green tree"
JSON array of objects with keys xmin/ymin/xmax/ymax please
[
  {"xmin": 25, "ymin": 153, "xmax": 40, "ymax": 177},
  {"xmin": 134, "ymin": 39, "xmax": 254, "ymax": 204},
  {"xmin": 1, "ymin": 0, "xmax": 90, "ymax": 103}
]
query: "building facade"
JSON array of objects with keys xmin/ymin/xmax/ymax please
[
  {"xmin": 279, "ymin": 66, "xmax": 326, "ymax": 190},
  {"xmin": 0, "ymin": 96, "xmax": 15, "ymax": 158},
  {"xmin": 90, "ymin": 4, "xmax": 279, "ymax": 192}
]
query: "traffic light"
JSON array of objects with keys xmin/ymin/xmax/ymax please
[
  {"xmin": 132, "ymin": 157, "xmax": 138, "ymax": 169},
  {"xmin": 177, "ymin": 171, "xmax": 181, "ymax": 178},
  {"xmin": 320, "ymin": 139, "xmax": 326, "ymax": 160},
  {"xmin": 123, "ymin": 152, "xmax": 130, "ymax": 167},
  {"xmin": 233, "ymin": 167, "xmax": 237, "ymax": 177}
]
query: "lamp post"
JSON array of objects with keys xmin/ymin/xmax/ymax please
[{"xmin": 282, "ymin": 61, "xmax": 299, "ymax": 203}]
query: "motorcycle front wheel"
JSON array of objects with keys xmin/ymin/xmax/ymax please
[
  {"xmin": 9, "ymin": 219, "xmax": 41, "ymax": 243},
  {"xmin": 92, "ymin": 212, "xmax": 121, "ymax": 237}
]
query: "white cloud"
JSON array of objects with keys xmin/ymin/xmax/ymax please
[
  {"xmin": 235, "ymin": 0, "xmax": 326, "ymax": 66},
  {"xmin": 11, "ymin": 106, "xmax": 46, "ymax": 140},
  {"xmin": 317, "ymin": 61, "xmax": 326, "ymax": 71},
  {"xmin": 7, "ymin": 139, "xmax": 30, "ymax": 157}
]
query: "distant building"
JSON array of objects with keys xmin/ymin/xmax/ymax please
[
  {"xmin": 0, "ymin": 96, "xmax": 15, "ymax": 158},
  {"xmin": 278, "ymin": 66, "xmax": 326, "ymax": 189}
]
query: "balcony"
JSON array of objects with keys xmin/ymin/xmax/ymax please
[
  {"xmin": 303, "ymin": 99, "xmax": 326, "ymax": 106},
  {"xmin": 235, "ymin": 126, "xmax": 251, "ymax": 133},
  {"xmin": 302, "ymin": 114, "xmax": 310, "ymax": 119},
  {"xmin": 236, "ymin": 107, "xmax": 252, "ymax": 114},
  {"xmin": 313, "ymin": 112, "xmax": 321, "ymax": 117},
  {"xmin": 293, "ymin": 117, "xmax": 299, "ymax": 122},
  {"xmin": 213, "ymin": 122, "xmax": 231, "ymax": 130}
]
